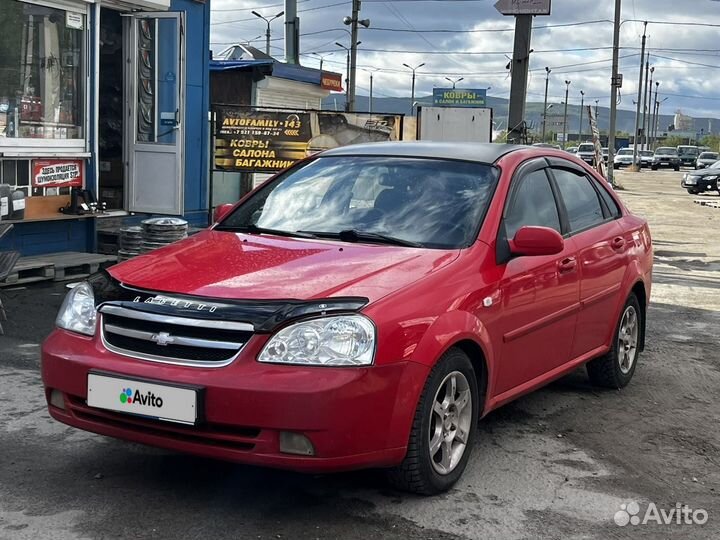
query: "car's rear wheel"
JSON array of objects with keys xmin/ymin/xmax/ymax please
[
  {"xmin": 587, "ymin": 293, "xmax": 642, "ymax": 389},
  {"xmin": 387, "ymin": 348, "xmax": 479, "ymax": 495}
]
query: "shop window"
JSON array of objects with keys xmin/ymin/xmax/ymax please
[
  {"xmin": 0, "ymin": 0, "xmax": 84, "ymax": 141},
  {"xmin": 0, "ymin": 159, "xmax": 31, "ymax": 196}
]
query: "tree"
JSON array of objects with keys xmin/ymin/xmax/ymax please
[
  {"xmin": 660, "ymin": 135, "xmax": 686, "ymax": 149},
  {"xmin": 700, "ymin": 135, "xmax": 720, "ymax": 152}
]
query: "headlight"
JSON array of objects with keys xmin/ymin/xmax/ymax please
[
  {"xmin": 258, "ymin": 315, "xmax": 375, "ymax": 366},
  {"xmin": 685, "ymin": 177, "xmax": 697, "ymax": 184},
  {"xmin": 56, "ymin": 282, "xmax": 97, "ymax": 336},
  {"xmin": 705, "ymin": 175, "xmax": 718, "ymax": 181}
]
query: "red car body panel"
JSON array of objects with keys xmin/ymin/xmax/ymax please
[{"xmin": 41, "ymin": 146, "xmax": 652, "ymax": 473}]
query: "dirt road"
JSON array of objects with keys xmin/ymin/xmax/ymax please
[{"xmin": 0, "ymin": 169, "xmax": 718, "ymax": 539}]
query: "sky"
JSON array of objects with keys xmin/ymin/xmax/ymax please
[{"xmin": 209, "ymin": 0, "xmax": 720, "ymax": 119}]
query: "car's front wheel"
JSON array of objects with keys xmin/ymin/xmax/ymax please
[
  {"xmin": 587, "ymin": 293, "xmax": 642, "ymax": 389},
  {"xmin": 687, "ymin": 188, "xmax": 699, "ymax": 195},
  {"xmin": 387, "ymin": 348, "xmax": 479, "ymax": 495}
]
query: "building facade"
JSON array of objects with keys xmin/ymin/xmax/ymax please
[{"xmin": 0, "ymin": 0, "xmax": 211, "ymax": 256}]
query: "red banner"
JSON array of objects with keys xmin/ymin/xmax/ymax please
[
  {"xmin": 321, "ymin": 72, "xmax": 343, "ymax": 92},
  {"xmin": 32, "ymin": 160, "xmax": 84, "ymax": 188}
]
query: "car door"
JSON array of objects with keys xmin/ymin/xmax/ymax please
[
  {"xmin": 493, "ymin": 162, "xmax": 581, "ymax": 396},
  {"xmin": 547, "ymin": 162, "xmax": 627, "ymax": 359}
]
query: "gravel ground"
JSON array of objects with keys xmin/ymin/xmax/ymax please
[{"xmin": 0, "ymin": 168, "xmax": 718, "ymax": 539}]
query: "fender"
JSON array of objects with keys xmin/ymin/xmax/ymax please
[
  {"xmin": 606, "ymin": 259, "xmax": 648, "ymax": 349},
  {"xmin": 409, "ymin": 309, "xmax": 496, "ymax": 415}
]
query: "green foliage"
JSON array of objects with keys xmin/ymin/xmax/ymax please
[
  {"xmin": 700, "ymin": 135, "xmax": 720, "ymax": 152},
  {"xmin": 660, "ymin": 136, "xmax": 687, "ymax": 149}
]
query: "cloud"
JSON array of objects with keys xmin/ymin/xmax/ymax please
[{"xmin": 210, "ymin": 0, "xmax": 720, "ymax": 118}]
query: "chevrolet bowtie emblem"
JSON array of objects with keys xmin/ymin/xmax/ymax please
[{"xmin": 151, "ymin": 332, "xmax": 175, "ymax": 346}]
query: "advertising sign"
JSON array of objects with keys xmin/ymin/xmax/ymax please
[
  {"xmin": 432, "ymin": 88, "xmax": 487, "ymax": 108},
  {"xmin": 494, "ymin": 0, "xmax": 551, "ymax": 15},
  {"xmin": 32, "ymin": 160, "xmax": 84, "ymax": 188},
  {"xmin": 321, "ymin": 72, "xmax": 343, "ymax": 92},
  {"xmin": 214, "ymin": 108, "xmax": 403, "ymax": 172}
]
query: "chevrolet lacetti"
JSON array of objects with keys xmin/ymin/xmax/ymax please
[{"xmin": 42, "ymin": 143, "xmax": 653, "ymax": 494}]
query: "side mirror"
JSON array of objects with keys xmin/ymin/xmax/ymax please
[
  {"xmin": 509, "ymin": 226, "xmax": 564, "ymax": 257},
  {"xmin": 213, "ymin": 204, "xmax": 234, "ymax": 224}
]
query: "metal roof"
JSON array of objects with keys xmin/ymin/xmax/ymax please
[{"xmin": 319, "ymin": 141, "xmax": 525, "ymax": 164}]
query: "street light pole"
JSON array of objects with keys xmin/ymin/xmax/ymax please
[
  {"xmin": 595, "ymin": 99, "xmax": 599, "ymax": 125},
  {"xmin": 607, "ymin": 0, "xmax": 622, "ymax": 186},
  {"xmin": 651, "ymin": 80, "xmax": 660, "ymax": 145},
  {"xmin": 632, "ymin": 21, "xmax": 648, "ymax": 168},
  {"xmin": 563, "ymin": 80, "xmax": 570, "ymax": 148},
  {"xmin": 542, "ymin": 67, "xmax": 551, "ymax": 142},
  {"xmin": 579, "ymin": 90, "xmax": 585, "ymax": 142},
  {"xmin": 645, "ymin": 66, "xmax": 654, "ymax": 149},
  {"xmin": 335, "ymin": 42, "xmax": 351, "ymax": 110},
  {"xmin": 312, "ymin": 52, "xmax": 333, "ymax": 73},
  {"xmin": 252, "ymin": 10, "xmax": 285, "ymax": 56},
  {"xmin": 445, "ymin": 77, "xmax": 464, "ymax": 89},
  {"xmin": 342, "ymin": 0, "xmax": 370, "ymax": 112},
  {"xmin": 403, "ymin": 62, "xmax": 425, "ymax": 116}
]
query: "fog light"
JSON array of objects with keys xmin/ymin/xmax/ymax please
[
  {"xmin": 279, "ymin": 432, "xmax": 315, "ymax": 456},
  {"xmin": 50, "ymin": 389, "xmax": 66, "ymax": 410}
]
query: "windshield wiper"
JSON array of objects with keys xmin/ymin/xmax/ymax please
[
  {"xmin": 216, "ymin": 224, "xmax": 317, "ymax": 239},
  {"xmin": 299, "ymin": 229, "xmax": 423, "ymax": 248}
]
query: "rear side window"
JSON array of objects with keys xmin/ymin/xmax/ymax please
[
  {"xmin": 552, "ymin": 169, "xmax": 605, "ymax": 233},
  {"xmin": 505, "ymin": 169, "xmax": 561, "ymax": 239},
  {"xmin": 595, "ymin": 181, "xmax": 621, "ymax": 218}
]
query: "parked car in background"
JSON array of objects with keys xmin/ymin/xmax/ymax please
[
  {"xmin": 652, "ymin": 147, "xmax": 681, "ymax": 171},
  {"xmin": 682, "ymin": 160, "xmax": 720, "ymax": 194},
  {"xmin": 677, "ymin": 145, "xmax": 699, "ymax": 167},
  {"xmin": 41, "ymin": 142, "xmax": 653, "ymax": 495},
  {"xmin": 640, "ymin": 150, "xmax": 654, "ymax": 168},
  {"xmin": 565, "ymin": 146, "xmax": 578, "ymax": 154},
  {"xmin": 695, "ymin": 152, "xmax": 719, "ymax": 169},
  {"xmin": 576, "ymin": 143, "xmax": 596, "ymax": 165},
  {"xmin": 602, "ymin": 147, "xmax": 609, "ymax": 164},
  {"xmin": 613, "ymin": 148, "xmax": 638, "ymax": 169},
  {"xmin": 532, "ymin": 143, "xmax": 562, "ymax": 150}
]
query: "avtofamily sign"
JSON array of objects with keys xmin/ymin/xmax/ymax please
[{"xmin": 432, "ymin": 88, "xmax": 487, "ymax": 107}]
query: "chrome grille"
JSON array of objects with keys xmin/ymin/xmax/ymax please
[{"xmin": 99, "ymin": 305, "xmax": 254, "ymax": 367}]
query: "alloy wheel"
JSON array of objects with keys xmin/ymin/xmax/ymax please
[
  {"xmin": 618, "ymin": 306, "xmax": 639, "ymax": 374},
  {"xmin": 428, "ymin": 371, "xmax": 473, "ymax": 475}
]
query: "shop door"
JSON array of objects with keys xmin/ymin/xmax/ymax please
[{"xmin": 126, "ymin": 12, "xmax": 184, "ymax": 215}]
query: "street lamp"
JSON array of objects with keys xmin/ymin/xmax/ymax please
[
  {"xmin": 337, "ymin": 42, "xmax": 361, "ymax": 111},
  {"xmin": 312, "ymin": 52, "xmax": 333, "ymax": 73},
  {"xmin": 445, "ymin": 77, "xmax": 464, "ymax": 89},
  {"xmin": 251, "ymin": 10, "xmax": 284, "ymax": 56},
  {"xmin": 363, "ymin": 68, "xmax": 381, "ymax": 114},
  {"xmin": 342, "ymin": 1, "xmax": 370, "ymax": 113},
  {"xmin": 578, "ymin": 90, "xmax": 585, "ymax": 142},
  {"xmin": 542, "ymin": 67, "xmax": 551, "ymax": 142},
  {"xmin": 562, "ymin": 80, "xmax": 570, "ymax": 148},
  {"xmin": 403, "ymin": 62, "xmax": 425, "ymax": 116}
]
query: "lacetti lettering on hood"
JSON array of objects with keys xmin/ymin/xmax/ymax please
[{"xmin": 119, "ymin": 387, "xmax": 164, "ymax": 408}]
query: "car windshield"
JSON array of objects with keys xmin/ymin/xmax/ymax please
[
  {"xmin": 618, "ymin": 149, "xmax": 633, "ymax": 156},
  {"xmin": 655, "ymin": 148, "xmax": 677, "ymax": 156},
  {"xmin": 578, "ymin": 144, "xmax": 594, "ymax": 152},
  {"xmin": 641, "ymin": 151, "xmax": 654, "ymax": 157},
  {"xmin": 678, "ymin": 146, "xmax": 698, "ymax": 156},
  {"xmin": 699, "ymin": 152, "xmax": 718, "ymax": 160},
  {"xmin": 218, "ymin": 156, "xmax": 500, "ymax": 249}
]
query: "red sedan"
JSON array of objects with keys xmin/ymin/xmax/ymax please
[{"xmin": 42, "ymin": 142, "xmax": 653, "ymax": 494}]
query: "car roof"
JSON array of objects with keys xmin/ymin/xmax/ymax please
[{"xmin": 319, "ymin": 141, "xmax": 525, "ymax": 164}]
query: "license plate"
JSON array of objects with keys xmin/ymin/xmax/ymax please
[{"xmin": 87, "ymin": 372, "xmax": 200, "ymax": 425}]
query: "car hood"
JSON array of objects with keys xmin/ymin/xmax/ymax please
[
  {"xmin": 108, "ymin": 230, "xmax": 460, "ymax": 303},
  {"xmin": 689, "ymin": 169, "xmax": 720, "ymax": 177}
]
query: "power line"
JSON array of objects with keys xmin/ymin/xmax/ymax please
[
  {"xmin": 211, "ymin": 2, "xmax": 347, "ymax": 25},
  {"xmin": 366, "ymin": 20, "xmax": 611, "ymax": 33},
  {"xmin": 213, "ymin": 0, "xmax": 310, "ymax": 12}
]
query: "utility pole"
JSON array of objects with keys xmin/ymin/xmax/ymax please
[
  {"xmin": 335, "ymin": 42, "xmax": 351, "ymax": 110},
  {"xmin": 632, "ymin": 21, "xmax": 648, "ymax": 169},
  {"xmin": 595, "ymin": 99, "xmax": 600, "ymax": 125},
  {"xmin": 445, "ymin": 77, "xmax": 464, "ymax": 89},
  {"xmin": 542, "ymin": 67, "xmax": 551, "ymax": 142},
  {"xmin": 284, "ymin": 0, "xmax": 299, "ymax": 64},
  {"xmin": 645, "ymin": 66, "xmax": 654, "ymax": 149},
  {"xmin": 563, "ymin": 80, "xmax": 570, "ymax": 148},
  {"xmin": 343, "ymin": 0, "xmax": 370, "ymax": 112},
  {"xmin": 578, "ymin": 90, "xmax": 585, "ymax": 142},
  {"xmin": 252, "ymin": 10, "xmax": 285, "ymax": 56},
  {"xmin": 607, "ymin": 0, "xmax": 622, "ymax": 186},
  {"xmin": 651, "ymin": 81, "xmax": 660, "ymax": 145},
  {"xmin": 506, "ymin": 15, "xmax": 533, "ymax": 144},
  {"xmin": 403, "ymin": 62, "xmax": 424, "ymax": 116},
  {"xmin": 641, "ymin": 59, "xmax": 650, "ymax": 150}
]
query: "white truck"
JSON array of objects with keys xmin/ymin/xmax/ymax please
[{"xmin": 416, "ymin": 106, "xmax": 493, "ymax": 143}]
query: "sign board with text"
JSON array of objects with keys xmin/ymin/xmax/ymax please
[
  {"xmin": 432, "ymin": 88, "xmax": 487, "ymax": 108},
  {"xmin": 320, "ymin": 72, "xmax": 343, "ymax": 92},
  {"xmin": 32, "ymin": 160, "xmax": 84, "ymax": 188},
  {"xmin": 494, "ymin": 0, "xmax": 551, "ymax": 15}
]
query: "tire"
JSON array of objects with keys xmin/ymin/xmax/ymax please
[
  {"xmin": 613, "ymin": 164, "xmax": 619, "ymax": 170},
  {"xmin": 651, "ymin": 165, "xmax": 658, "ymax": 171},
  {"xmin": 687, "ymin": 189, "xmax": 699, "ymax": 195},
  {"xmin": 587, "ymin": 293, "xmax": 642, "ymax": 389},
  {"xmin": 387, "ymin": 348, "xmax": 479, "ymax": 495},
  {"xmin": 674, "ymin": 166, "xmax": 680, "ymax": 171}
]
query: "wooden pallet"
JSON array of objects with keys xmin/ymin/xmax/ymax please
[
  {"xmin": 0, "ymin": 252, "xmax": 118, "ymax": 286},
  {"xmin": 693, "ymin": 199, "xmax": 720, "ymax": 209}
]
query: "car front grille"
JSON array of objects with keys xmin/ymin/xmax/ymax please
[{"xmin": 99, "ymin": 304, "xmax": 254, "ymax": 367}]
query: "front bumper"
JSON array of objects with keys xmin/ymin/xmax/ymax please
[
  {"xmin": 653, "ymin": 160, "xmax": 679, "ymax": 168},
  {"xmin": 42, "ymin": 329, "xmax": 429, "ymax": 472},
  {"xmin": 682, "ymin": 177, "xmax": 719, "ymax": 191}
]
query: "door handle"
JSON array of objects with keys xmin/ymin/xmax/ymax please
[
  {"xmin": 611, "ymin": 237, "xmax": 626, "ymax": 249},
  {"xmin": 558, "ymin": 257, "xmax": 577, "ymax": 273}
]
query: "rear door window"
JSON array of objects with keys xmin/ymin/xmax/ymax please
[{"xmin": 552, "ymin": 168, "xmax": 605, "ymax": 233}]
